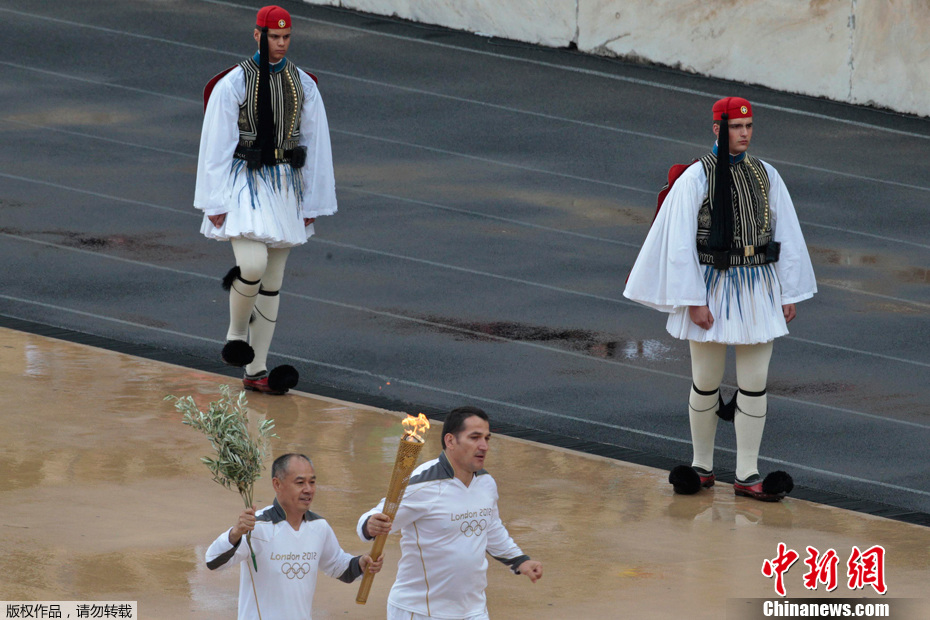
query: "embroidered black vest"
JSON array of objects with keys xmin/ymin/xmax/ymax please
[
  {"xmin": 697, "ymin": 154, "xmax": 773, "ymax": 267},
  {"xmin": 236, "ymin": 58, "xmax": 304, "ymax": 152}
]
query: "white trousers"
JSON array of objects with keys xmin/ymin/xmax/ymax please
[{"xmin": 387, "ymin": 603, "xmax": 490, "ymax": 620}]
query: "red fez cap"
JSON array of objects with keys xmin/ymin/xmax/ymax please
[
  {"xmin": 256, "ymin": 5, "xmax": 291, "ymax": 29},
  {"xmin": 713, "ymin": 97, "xmax": 752, "ymax": 121}
]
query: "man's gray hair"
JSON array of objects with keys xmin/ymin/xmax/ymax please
[{"xmin": 271, "ymin": 453, "xmax": 313, "ymax": 479}]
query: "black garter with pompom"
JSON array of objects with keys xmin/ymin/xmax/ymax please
[{"xmin": 221, "ymin": 266, "xmax": 241, "ymax": 291}]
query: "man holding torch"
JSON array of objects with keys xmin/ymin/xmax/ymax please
[
  {"xmin": 206, "ymin": 453, "xmax": 383, "ymax": 619},
  {"xmin": 358, "ymin": 406, "xmax": 543, "ymax": 620}
]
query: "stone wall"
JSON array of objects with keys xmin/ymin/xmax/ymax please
[{"xmin": 306, "ymin": 0, "xmax": 930, "ymax": 117}]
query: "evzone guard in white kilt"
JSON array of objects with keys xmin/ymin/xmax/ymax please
[
  {"xmin": 194, "ymin": 5, "xmax": 337, "ymax": 394},
  {"xmin": 623, "ymin": 97, "xmax": 817, "ymax": 501}
]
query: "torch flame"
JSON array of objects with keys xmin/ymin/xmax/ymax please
[{"xmin": 402, "ymin": 413, "xmax": 430, "ymax": 443}]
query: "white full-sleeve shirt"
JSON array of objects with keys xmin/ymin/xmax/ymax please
[
  {"xmin": 206, "ymin": 499, "xmax": 362, "ymax": 620},
  {"xmin": 193, "ymin": 64, "xmax": 337, "ymax": 220},
  {"xmin": 623, "ymin": 159, "xmax": 817, "ymax": 314},
  {"xmin": 358, "ymin": 452, "xmax": 530, "ymax": 619}
]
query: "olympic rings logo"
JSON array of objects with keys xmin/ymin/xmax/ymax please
[
  {"xmin": 460, "ymin": 519, "xmax": 487, "ymax": 537},
  {"xmin": 282, "ymin": 562, "xmax": 312, "ymax": 579}
]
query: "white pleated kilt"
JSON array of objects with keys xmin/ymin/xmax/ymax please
[
  {"xmin": 200, "ymin": 160, "xmax": 313, "ymax": 248},
  {"xmin": 666, "ymin": 263, "xmax": 788, "ymax": 344}
]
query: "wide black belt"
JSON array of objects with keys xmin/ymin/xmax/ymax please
[
  {"xmin": 700, "ymin": 241, "xmax": 780, "ymax": 269},
  {"xmin": 234, "ymin": 145, "xmax": 307, "ymax": 170}
]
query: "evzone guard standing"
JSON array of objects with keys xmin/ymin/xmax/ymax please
[
  {"xmin": 194, "ymin": 5, "xmax": 337, "ymax": 394},
  {"xmin": 624, "ymin": 97, "xmax": 817, "ymax": 501}
]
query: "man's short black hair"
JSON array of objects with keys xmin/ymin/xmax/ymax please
[
  {"xmin": 271, "ymin": 453, "xmax": 312, "ymax": 480},
  {"xmin": 441, "ymin": 406, "xmax": 489, "ymax": 449}
]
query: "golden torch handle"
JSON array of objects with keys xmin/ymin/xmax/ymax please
[
  {"xmin": 355, "ymin": 533, "xmax": 388, "ymax": 604},
  {"xmin": 356, "ymin": 433, "xmax": 426, "ymax": 604}
]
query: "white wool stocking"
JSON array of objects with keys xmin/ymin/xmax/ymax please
[
  {"xmin": 688, "ymin": 341, "xmax": 727, "ymax": 472},
  {"xmin": 243, "ymin": 245, "xmax": 290, "ymax": 377},
  {"xmin": 246, "ymin": 290, "xmax": 280, "ymax": 377},
  {"xmin": 689, "ymin": 386, "xmax": 720, "ymax": 472},
  {"xmin": 733, "ymin": 342, "xmax": 774, "ymax": 482},
  {"xmin": 227, "ymin": 238, "xmax": 269, "ymax": 341},
  {"xmin": 226, "ymin": 278, "xmax": 260, "ymax": 342},
  {"xmin": 734, "ymin": 392, "xmax": 767, "ymax": 481}
]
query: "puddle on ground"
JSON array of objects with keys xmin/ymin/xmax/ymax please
[
  {"xmin": 3, "ymin": 227, "xmax": 206, "ymax": 262},
  {"xmin": 3, "ymin": 328, "xmax": 930, "ymax": 616},
  {"xmin": 51, "ymin": 231, "xmax": 204, "ymax": 261},
  {"xmin": 7, "ymin": 107, "xmax": 134, "ymax": 128},
  {"xmin": 766, "ymin": 380, "xmax": 856, "ymax": 396},
  {"xmin": 809, "ymin": 246, "xmax": 929, "ymax": 287},
  {"xmin": 403, "ymin": 314, "xmax": 677, "ymax": 362}
]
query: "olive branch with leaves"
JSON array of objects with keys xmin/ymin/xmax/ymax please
[{"xmin": 165, "ymin": 384, "xmax": 277, "ymax": 619}]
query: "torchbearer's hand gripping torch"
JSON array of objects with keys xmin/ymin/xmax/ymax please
[{"xmin": 356, "ymin": 414, "xmax": 430, "ymax": 604}]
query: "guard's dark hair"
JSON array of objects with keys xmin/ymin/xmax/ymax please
[
  {"xmin": 271, "ymin": 453, "xmax": 312, "ymax": 479},
  {"xmin": 441, "ymin": 406, "xmax": 489, "ymax": 449}
]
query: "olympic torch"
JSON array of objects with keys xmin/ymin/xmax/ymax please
[{"xmin": 356, "ymin": 413, "xmax": 431, "ymax": 604}]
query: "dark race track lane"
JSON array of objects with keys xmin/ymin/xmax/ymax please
[{"xmin": 1, "ymin": 0, "xmax": 929, "ymax": 520}]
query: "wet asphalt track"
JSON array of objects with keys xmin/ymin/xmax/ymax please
[{"xmin": 1, "ymin": 0, "xmax": 929, "ymax": 519}]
